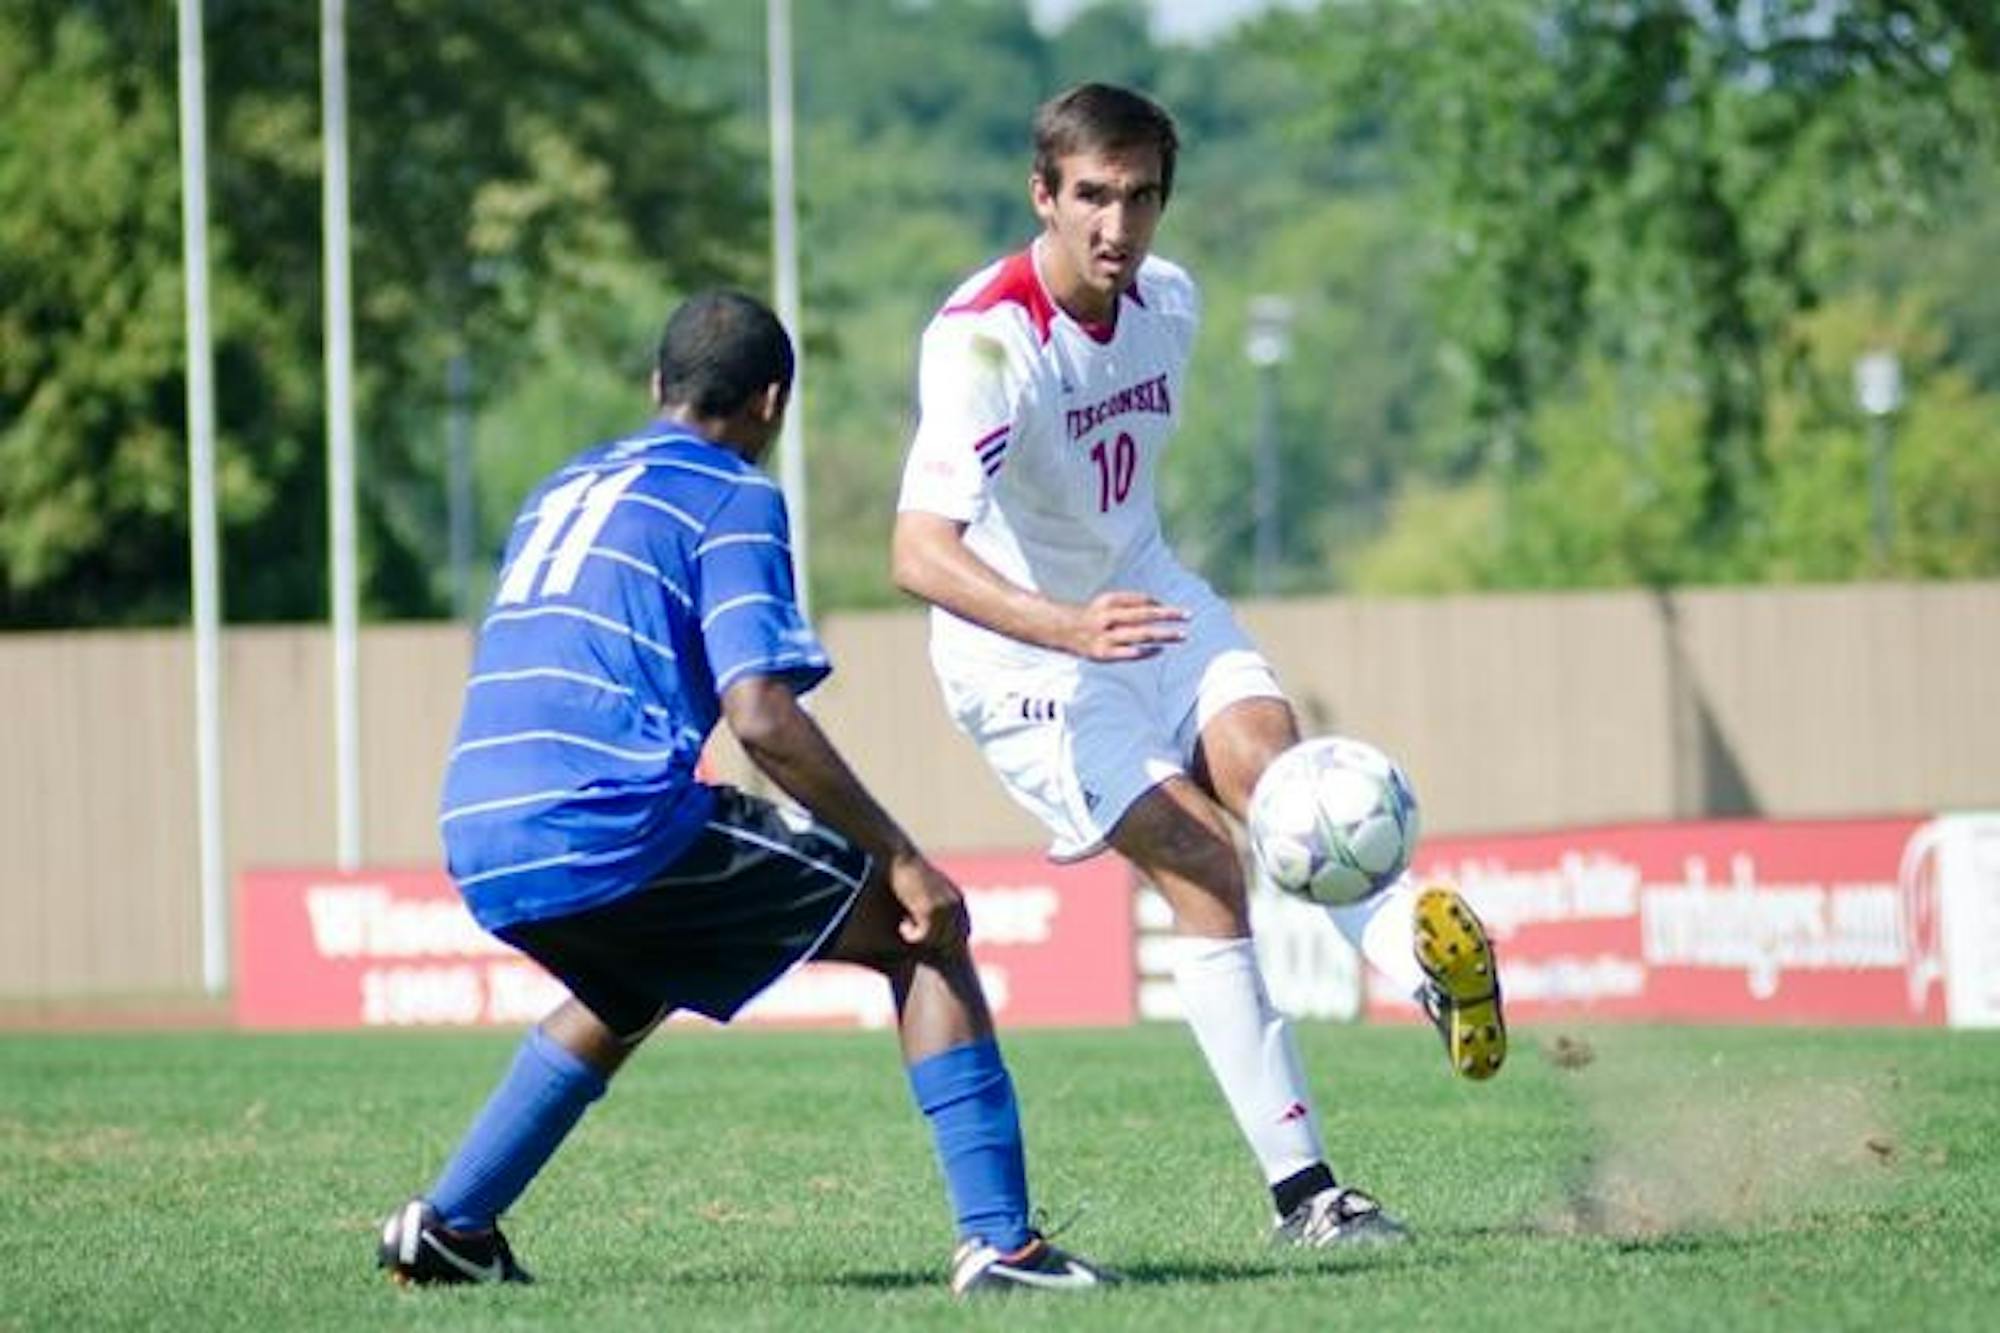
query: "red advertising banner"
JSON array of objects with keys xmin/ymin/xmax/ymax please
[
  {"xmin": 1376, "ymin": 817, "xmax": 1940, "ymax": 1025},
  {"xmin": 236, "ymin": 854, "xmax": 1135, "ymax": 1031}
]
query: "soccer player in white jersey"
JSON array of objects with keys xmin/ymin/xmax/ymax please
[
  {"xmin": 893, "ymin": 84, "xmax": 1508, "ymax": 1248},
  {"xmin": 377, "ymin": 291, "xmax": 1110, "ymax": 1296}
]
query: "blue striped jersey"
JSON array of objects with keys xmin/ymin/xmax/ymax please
[{"xmin": 439, "ymin": 424, "xmax": 829, "ymax": 931}]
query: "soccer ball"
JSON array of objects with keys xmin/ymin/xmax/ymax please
[{"xmin": 1246, "ymin": 736, "xmax": 1420, "ymax": 906}]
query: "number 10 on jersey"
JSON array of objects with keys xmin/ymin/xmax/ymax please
[{"xmin": 1089, "ymin": 432, "xmax": 1136, "ymax": 512}]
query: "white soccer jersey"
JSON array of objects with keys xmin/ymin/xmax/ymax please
[{"xmin": 898, "ymin": 245, "xmax": 1201, "ymax": 676}]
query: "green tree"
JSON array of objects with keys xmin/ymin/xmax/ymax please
[
  {"xmin": 1, "ymin": 0, "xmax": 757, "ymax": 627},
  {"xmin": 1757, "ymin": 294, "xmax": 2000, "ymax": 580},
  {"xmin": 1269, "ymin": 0, "xmax": 2000, "ymax": 562},
  {"xmin": 1350, "ymin": 292, "xmax": 2000, "ymax": 592}
]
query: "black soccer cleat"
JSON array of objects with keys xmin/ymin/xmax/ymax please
[
  {"xmin": 378, "ymin": 1197, "xmax": 533, "ymax": 1286},
  {"xmin": 1272, "ymin": 1185, "xmax": 1410, "ymax": 1249},
  {"xmin": 949, "ymin": 1231, "xmax": 1118, "ymax": 1295}
]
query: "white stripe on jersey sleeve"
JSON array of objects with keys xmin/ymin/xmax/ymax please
[
  {"xmin": 695, "ymin": 531, "xmax": 790, "ymax": 558},
  {"xmin": 713, "ymin": 649, "xmax": 830, "ymax": 696},
  {"xmin": 699, "ymin": 591, "xmax": 787, "ymax": 630}
]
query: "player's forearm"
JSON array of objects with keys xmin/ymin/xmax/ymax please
[
  {"xmin": 723, "ymin": 680, "xmax": 918, "ymax": 867},
  {"xmin": 891, "ymin": 513, "xmax": 1079, "ymax": 653}
]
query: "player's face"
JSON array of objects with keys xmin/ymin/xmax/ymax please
[{"xmin": 1031, "ymin": 145, "xmax": 1166, "ymax": 323}]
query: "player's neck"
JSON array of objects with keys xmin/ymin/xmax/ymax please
[
  {"xmin": 1031, "ymin": 235, "xmax": 1120, "ymax": 329},
  {"xmin": 653, "ymin": 406, "xmax": 765, "ymax": 464}
]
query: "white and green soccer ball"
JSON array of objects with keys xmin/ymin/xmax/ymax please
[{"xmin": 1246, "ymin": 736, "xmax": 1420, "ymax": 906}]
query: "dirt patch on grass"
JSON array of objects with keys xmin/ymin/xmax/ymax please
[{"xmin": 1544, "ymin": 1051, "xmax": 1899, "ymax": 1238}]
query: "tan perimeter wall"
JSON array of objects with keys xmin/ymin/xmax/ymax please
[{"xmin": 2, "ymin": 582, "xmax": 1994, "ymax": 1000}]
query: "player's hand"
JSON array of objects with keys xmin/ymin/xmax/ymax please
[
  {"xmin": 887, "ymin": 851, "xmax": 972, "ymax": 957},
  {"xmin": 1064, "ymin": 590, "xmax": 1189, "ymax": 661}
]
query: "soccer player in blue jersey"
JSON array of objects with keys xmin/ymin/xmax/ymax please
[{"xmin": 377, "ymin": 291, "xmax": 1110, "ymax": 1297}]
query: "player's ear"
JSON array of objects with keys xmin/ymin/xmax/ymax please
[
  {"xmin": 757, "ymin": 380, "xmax": 790, "ymax": 426},
  {"xmin": 649, "ymin": 368, "xmax": 666, "ymax": 409},
  {"xmin": 1030, "ymin": 169, "xmax": 1057, "ymax": 224}
]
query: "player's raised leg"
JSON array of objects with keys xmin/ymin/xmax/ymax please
[
  {"xmin": 1196, "ymin": 699, "xmax": 1506, "ymax": 1081},
  {"xmin": 1107, "ymin": 773, "xmax": 1403, "ymax": 1248},
  {"xmin": 1320, "ymin": 877, "xmax": 1506, "ymax": 1078}
]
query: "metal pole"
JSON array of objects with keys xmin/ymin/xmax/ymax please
[
  {"xmin": 1869, "ymin": 415, "xmax": 1893, "ymax": 567},
  {"xmin": 1252, "ymin": 361, "xmax": 1279, "ymax": 596},
  {"xmin": 447, "ymin": 351, "xmax": 475, "ymax": 620},
  {"xmin": 177, "ymin": 0, "xmax": 228, "ymax": 994},
  {"xmin": 323, "ymin": 0, "xmax": 363, "ymax": 870},
  {"xmin": 766, "ymin": 0, "xmax": 809, "ymax": 616},
  {"xmin": 1243, "ymin": 295, "xmax": 1292, "ymax": 598},
  {"xmin": 1853, "ymin": 350, "xmax": 1902, "ymax": 572}
]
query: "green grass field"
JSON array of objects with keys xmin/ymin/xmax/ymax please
[{"xmin": 2, "ymin": 1021, "xmax": 1995, "ymax": 1331}]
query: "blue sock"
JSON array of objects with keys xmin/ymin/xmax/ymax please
[
  {"xmin": 429, "ymin": 1026, "xmax": 609, "ymax": 1231},
  {"xmin": 907, "ymin": 1038, "xmax": 1031, "ymax": 1250}
]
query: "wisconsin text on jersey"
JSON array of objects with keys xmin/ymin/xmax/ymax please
[{"xmin": 1066, "ymin": 374, "xmax": 1172, "ymax": 441}]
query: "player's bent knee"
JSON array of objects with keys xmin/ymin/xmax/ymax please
[
  {"xmin": 813, "ymin": 882, "xmax": 917, "ymax": 975},
  {"xmin": 1116, "ymin": 809, "xmax": 1252, "ymax": 934},
  {"xmin": 1137, "ymin": 819, "xmax": 1246, "ymax": 895},
  {"xmin": 819, "ymin": 936, "xmax": 913, "ymax": 978}
]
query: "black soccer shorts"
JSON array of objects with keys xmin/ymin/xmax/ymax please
[{"xmin": 499, "ymin": 788, "xmax": 871, "ymax": 1039}]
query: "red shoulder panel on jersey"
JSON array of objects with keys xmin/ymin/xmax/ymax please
[{"xmin": 944, "ymin": 250, "xmax": 1056, "ymax": 345}]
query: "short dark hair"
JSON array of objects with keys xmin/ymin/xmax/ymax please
[
  {"xmin": 1032, "ymin": 83, "xmax": 1179, "ymax": 204},
  {"xmin": 654, "ymin": 290, "xmax": 794, "ymax": 417}
]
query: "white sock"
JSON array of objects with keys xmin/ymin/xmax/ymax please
[
  {"xmin": 1169, "ymin": 935, "xmax": 1325, "ymax": 1185},
  {"xmin": 1321, "ymin": 874, "xmax": 1427, "ymax": 998}
]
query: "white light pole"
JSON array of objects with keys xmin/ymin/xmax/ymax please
[
  {"xmin": 323, "ymin": 0, "xmax": 363, "ymax": 869},
  {"xmin": 177, "ymin": 0, "xmax": 228, "ymax": 994},
  {"xmin": 446, "ymin": 350, "xmax": 475, "ymax": 620},
  {"xmin": 1853, "ymin": 349, "xmax": 1903, "ymax": 568},
  {"xmin": 766, "ymin": 0, "xmax": 809, "ymax": 616},
  {"xmin": 1244, "ymin": 295, "xmax": 1294, "ymax": 597}
]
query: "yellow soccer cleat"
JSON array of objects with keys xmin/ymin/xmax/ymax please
[{"xmin": 1413, "ymin": 884, "xmax": 1507, "ymax": 1080}]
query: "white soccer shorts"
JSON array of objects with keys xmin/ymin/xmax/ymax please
[{"xmin": 939, "ymin": 584, "xmax": 1284, "ymax": 861}]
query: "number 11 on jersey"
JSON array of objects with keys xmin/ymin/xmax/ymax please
[{"xmin": 496, "ymin": 464, "xmax": 645, "ymax": 605}]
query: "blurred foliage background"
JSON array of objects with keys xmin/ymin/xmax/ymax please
[{"xmin": 3, "ymin": 0, "xmax": 1997, "ymax": 627}]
